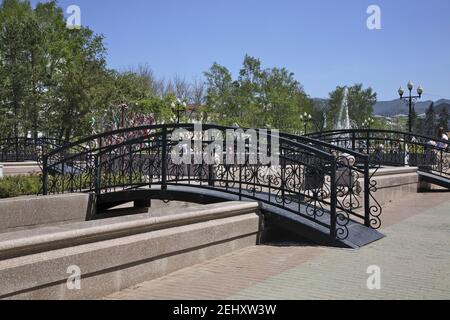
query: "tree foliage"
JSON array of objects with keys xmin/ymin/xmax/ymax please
[
  {"xmin": 0, "ymin": 1, "xmax": 178, "ymax": 140},
  {"xmin": 1, "ymin": 1, "xmax": 382, "ymax": 140},
  {"xmin": 204, "ymin": 55, "xmax": 313, "ymax": 133},
  {"xmin": 438, "ymin": 107, "xmax": 449, "ymax": 132},
  {"xmin": 0, "ymin": 0, "xmax": 109, "ymax": 139},
  {"xmin": 416, "ymin": 103, "xmax": 450, "ymax": 136}
]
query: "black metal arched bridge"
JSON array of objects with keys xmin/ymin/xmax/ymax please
[
  {"xmin": 37, "ymin": 124, "xmax": 386, "ymax": 248},
  {"xmin": 4, "ymin": 125, "xmax": 448, "ymax": 248}
]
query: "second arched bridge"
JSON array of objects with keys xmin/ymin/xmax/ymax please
[{"xmin": 307, "ymin": 129, "xmax": 450, "ymax": 189}]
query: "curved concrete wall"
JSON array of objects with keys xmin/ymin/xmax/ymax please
[
  {"xmin": 0, "ymin": 162, "xmax": 40, "ymax": 177},
  {"xmin": 0, "ymin": 193, "xmax": 95, "ymax": 233},
  {"xmin": 0, "ymin": 201, "xmax": 261, "ymax": 300}
]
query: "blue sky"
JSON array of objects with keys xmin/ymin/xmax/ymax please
[{"xmin": 30, "ymin": 0, "xmax": 450, "ymax": 100}]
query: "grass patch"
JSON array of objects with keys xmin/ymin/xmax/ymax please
[{"xmin": 0, "ymin": 174, "xmax": 42, "ymax": 199}]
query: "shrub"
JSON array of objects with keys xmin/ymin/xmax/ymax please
[{"xmin": 0, "ymin": 174, "xmax": 42, "ymax": 199}]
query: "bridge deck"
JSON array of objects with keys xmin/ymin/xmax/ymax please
[
  {"xmin": 418, "ymin": 171, "xmax": 450, "ymax": 190},
  {"xmin": 97, "ymin": 185, "xmax": 384, "ymax": 249}
]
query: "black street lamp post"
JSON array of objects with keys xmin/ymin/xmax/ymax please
[
  {"xmin": 398, "ymin": 81, "xmax": 423, "ymax": 133},
  {"xmin": 362, "ymin": 117, "xmax": 375, "ymax": 130},
  {"xmin": 120, "ymin": 103, "xmax": 129, "ymax": 128},
  {"xmin": 171, "ymin": 99, "xmax": 187, "ymax": 124},
  {"xmin": 300, "ymin": 112, "xmax": 312, "ymax": 135}
]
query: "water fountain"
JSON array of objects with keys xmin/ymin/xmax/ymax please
[
  {"xmin": 334, "ymin": 87, "xmax": 353, "ymax": 152},
  {"xmin": 335, "ymin": 86, "xmax": 352, "ymax": 131}
]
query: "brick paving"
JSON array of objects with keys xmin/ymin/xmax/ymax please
[{"xmin": 106, "ymin": 192, "xmax": 450, "ymax": 300}]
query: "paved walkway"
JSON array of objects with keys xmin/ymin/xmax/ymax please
[{"xmin": 106, "ymin": 192, "xmax": 450, "ymax": 300}]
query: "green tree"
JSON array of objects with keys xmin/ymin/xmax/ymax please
[
  {"xmin": 261, "ymin": 67, "xmax": 313, "ymax": 132},
  {"xmin": 204, "ymin": 55, "xmax": 312, "ymax": 133},
  {"xmin": 422, "ymin": 103, "xmax": 436, "ymax": 136},
  {"xmin": 134, "ymin": 94, "xmax": 176, "ymax": 125},
  {"xmin": 0, "ymin": 0, "xmax": 109, "ymax": 140},
  {"xmin": 44, "ymin": 13, "xmax": 107, "ymax": 140},
  {"xmin": 410, "ymin": 107, "xmax": 418, "ymax": 134},
  {"xmin": 0, "ymin": 0, "xmax": 38, "ymax": 138},
  {"xmin": 203, "ymin": 62, "xmax": 236, "ymax": 125},
  {"xmin": 88, "ymin": 70, "xmax": 173, "ymax": 132},
  {"xmin": 437, "ymin": 107, "xmax": 449, "ymax": 132}
]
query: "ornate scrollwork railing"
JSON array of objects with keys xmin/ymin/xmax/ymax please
[
  {"xmin": 307, "ymin": 128, "xmax": 450, "ymax": 228},
  {"xmin": 42, "ymin": 124, "xmax": 380, "ymax": 241},
  {"xmin": 0, "ymin": 137, "xmax": 70, "ymax": 163},
  {"xmin": 277, "ymin": 131, "xmax": 382, "ymax": 232},
  {"xmin": 307, "ymin": 129, "xmax": 450, "ymax": 180}
]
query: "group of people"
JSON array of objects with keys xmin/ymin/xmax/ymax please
[{"xmin": 437, "ymin": 127, "xmax": 450, "ymax": 150}]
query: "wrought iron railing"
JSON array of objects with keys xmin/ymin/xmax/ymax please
[
  {"xmin": 42, "ymin": 124, "xmax": 381, "ymax": 241},
  {"xmin": 278, "ymin": 131, "xmax": 383, "ymax": 229},
  {"xmin": 0, "ymin": 137, "xmax": 69, "ymax": 163},
  {"xmin": 307, "ymin": 129, "xmax": 450, "ymax": 180}
]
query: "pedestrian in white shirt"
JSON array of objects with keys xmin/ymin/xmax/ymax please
[{"xmin": 437, "ymin": 127, "xmax": 449, "ymax": 149}]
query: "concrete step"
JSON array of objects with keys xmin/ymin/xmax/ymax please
[{"xmin": 0, "ymin": 201, "xmax": 261, "ymax": 300}]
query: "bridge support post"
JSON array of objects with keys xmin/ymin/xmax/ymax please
[
  {"xmin": 330, "ymin": 161, "xmax": 337, "ymax": 240},
  {"xmin": 351, "ymin": 132, "xmax": 356, "ymax": 151},
  {"xmin": 42, "ymin": 155, "xmax": 48, "ymax": 195},
  {"xmin": 161, "ymin": 127, "xmax": 168, "ymax": 192},
  {"xmin": 238, "ymin": 164, "xmax": 242, "ymax": 201},
  {"xmin": 94, "ymin": 154, "xmax": 100, "ymax": 195},
  {"xmin": 208, "ymin": 165, "xmax": 215, "ymax": 187},
  {"xmin": 364, "ymin": 158, "xmax": 371, "ymax": 227},
  {"xmin": 366, "ymin": 130, "xmax": 370, "ymax": 156},
  {"xmin": 98, "ymin": 138, "xmax": 102, "ymax": 193},
  {"xmin": 15, "ymin": 136, "xmax": 19, "ymax": 163}
]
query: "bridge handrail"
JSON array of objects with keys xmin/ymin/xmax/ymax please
[
  {"xmin": 307, "ymin": 128, "xmax": 450, "ymax": 181},
  {"xmin": 277, "ymin": 132, "xmax": 369, "ymax": 160},
  {"xmin": 307, "ymin": 129, "xmax": 450, "ymax": 148},
  {"xmin": 0, "ymin": 136, "xmax": 74, "ymax": 163},
  {"xmin": 46, "ymin": 124, "xmax": 338, "ymax": 160},
  {"xmin": 44, "ymin": 125, "xmax": 344, "ymax": 182}
]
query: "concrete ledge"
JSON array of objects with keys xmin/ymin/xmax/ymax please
[
  {"xmin": 370, "ymin": 166, "xmax": 418, "ymax": 177},
  {"xmin": 0, "ymin": 201, "xmax": 259, "ymax": 260},
  {"xmin": 0, "ymin": 193, "xmax": 95, "ymax": 233},
  {"xmin": 0, "ymin": 201, "xmax": 261, "ymax": 299},
  {"xmin": 374, "ymin": 172, "xmax": 418, "ymax": 189},
  {"xmin": 369, "ymin": 171, "xmax": 419, "ymax": 206},
  {"xmin": 0, "ymin": 162, "xmax": 39, "ymax": 166},
  {"xmin": 0, "ymin": 162, "xmax": 40, "ymax": 177}
]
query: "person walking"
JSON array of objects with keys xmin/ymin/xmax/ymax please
[{"xmin": 437, "ymin": 127, "xmax": 449, "ymax": 150}]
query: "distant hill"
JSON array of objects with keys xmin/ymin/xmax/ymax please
[
  {"xmin": 435, "ymin": 99, "xmax": 450, "ymax": 106},
  {"xmin": 312, "ymin": 98, "xmax": 450, "ymax": 117},
  {"xmin": 373, "ymin": 100, "xmax": 424, "ymax": 116},
  {"xmin": 311, "ymin": 98, "xmax": 328, "ymax": 111},
  {"xmin": 435, "ymin": 102, "xmax": 450, "ymax": 114},
  {"xmin": 373, "ymin": 99, "xmax": 450, "ymax": 116}
]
